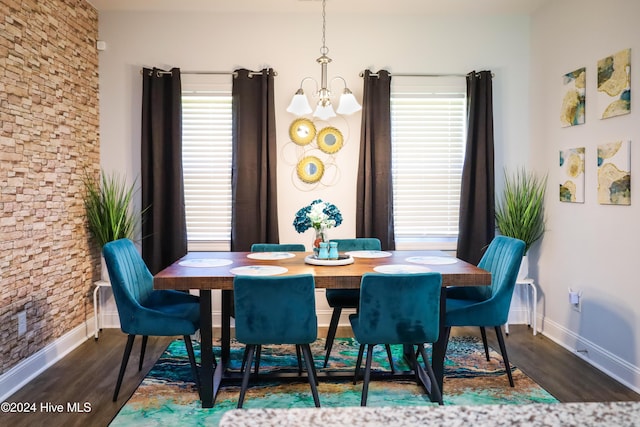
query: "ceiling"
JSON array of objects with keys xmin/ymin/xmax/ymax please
[{"xmin": 87, "ymin": 0, "xmax": 551, "ymax": 15}]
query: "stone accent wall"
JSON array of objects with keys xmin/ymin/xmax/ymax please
[{"xmin": 0, "ymin": 0, "xmax": 99, "ymax": 374}]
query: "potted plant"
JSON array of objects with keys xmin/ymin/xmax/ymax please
[
  {"xmin": 495, "ymin": 168, "xmax": 547, "ymax": 279},
  {"xmin": 83, "ymin": 170, "xmax": 142, "ymax": 281}
]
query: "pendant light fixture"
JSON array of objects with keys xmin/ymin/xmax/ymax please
[{"xmin": 286, "ymin": 0, "xmax": 362, "ymax": 120}]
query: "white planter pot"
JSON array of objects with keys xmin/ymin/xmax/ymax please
[
  {"xmin": 517, "ymin": 254, "xmax": 528, "ymax": 281},
  {"xmin": 101, "ymin": 255, "xmax": 110, "ymax": 282}
]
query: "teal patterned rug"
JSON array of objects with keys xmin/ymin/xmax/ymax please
[{"xmin": 110, "ymin": 336, "xmax": 557, "ymax": 426}]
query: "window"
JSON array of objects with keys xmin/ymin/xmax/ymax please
[
  {"xmin": 181, "ymin": 75, "xmax": 233, "ymax": 251},
  {"xmin": 391, "ymin": 76, "xmax": 466, "ymax": 248}
]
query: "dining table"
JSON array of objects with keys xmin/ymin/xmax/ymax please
[{"xmin": 154, "ymin": 249, "xmax": 491, "ymax": 408}]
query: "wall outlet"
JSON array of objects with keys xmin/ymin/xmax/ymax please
[
  {"xmin": 18, "ymin": 310, "xmax": 27, "ymax": 336},
  {"xmin": 568, "ymin": 288, "xmax": 582, "ymax": 312}
]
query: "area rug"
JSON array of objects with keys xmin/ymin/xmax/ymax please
[{"xmin": 110, "ymin": 336, "xmax": 558, "ymax": 426}]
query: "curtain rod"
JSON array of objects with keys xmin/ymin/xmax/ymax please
[
  {"xmin": 360, "ymin": 71, "xmax": 494, "ymax": 78},
  {"xmin": 142, "ymin": 69, "xmax": 277, "ymax": 77}
]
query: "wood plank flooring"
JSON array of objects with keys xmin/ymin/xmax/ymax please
[{"xmin": 3, "ymin": 325, "xmax": 639, "ymax": 426}]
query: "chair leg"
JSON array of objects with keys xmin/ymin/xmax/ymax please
[
  {"xmin": 385, "ymin": 344, "xmax": 395, "ymax": 373},
  {"xmin": 479, "ymin": 327, "xmax": 490, "ymax": 361},
  {"xmin": 323, "ymin": 307, "xmax": 342, "ymax": 367},
  {"xmin": 361, "ymin": 344, "xmax": 374, "ymax": 406},
  {"xmin": 418, "ymin": 345, "xmax": 443, "ymax": 405},
  {"xmin": 300, "ymin": 344, "xmax": 321, "ymax": 407},
  {"xmin": 183, "ymin": 335, "xmax": 201, "ymax": 392},
  {"xmin": 237, "ymin": 344, "xmax": 256, "ymax": 408},
  {"xmin": 353, "ymin": 343, "xmax": 365, "ymax": 385},
  {"xmin": 296, "ymin": 344, "xmax": 303, "ymax": 375},
  {"xmin": 113, "ymin": 334, "xmax": 136, "ymax": 402},
  {"xmin": 494, "ymin": 326, "xmax": 514, "ymax": 387},
  {"xmin": 138, "ymin": 335, "xmax": 148, "ymax": 371},
  {"xmin": 254, "ymin": 345, "xmax": 262, "ymax": 377}
]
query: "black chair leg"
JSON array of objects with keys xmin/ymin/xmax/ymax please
[
  {"xmin": 494, "ymin": 326, "xmax": 514, "ymax": 387},
  {"xmin": 361, "ymin": 344, "xmax": 374, "ymax": 406},
  {"xmin": 183, "ymin": 335, "xmax": 201, "ymax": 392},
  {"xmin": 138, "ymin": 335, "xmax": 148, "ymax": 371},
  {"xmin": 300, "ymin": 344, "xmax": 321, "ymax": 407},
  {"xmin": 479, "ymin": 327, "xmax": 490, "ymax": 361},
  {"xmin": 296, "ymin": 344, "xmax": 303, "ymax": 375},
  {"xmin": 353, "ymin": 343, "xmax": 365, "ymax": 384},
  {"xmin": 385, "ymin": 344, "xmax": 395, "ymax": 373},
  {"xmin": 237, "ymin": 344, "xmax": 256, "ymax": 408},
  {"xmin": 418, "ymin": 345, "xmax": 443, "ymax": 405},
  {"xmin": 323, "ymin": 307, "xmax": 342, "ymax": 367},
  {"xmin": 254, "ymin": 345, "xmax": 262, "ymax": 377},
  {"xmin": 113, "ymin": 334, "xmax": 136, "ymax": 402}
]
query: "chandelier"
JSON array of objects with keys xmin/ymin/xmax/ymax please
[{"xmin": 286, "ymin": 0, "xmax": 362, "ymax": 120}]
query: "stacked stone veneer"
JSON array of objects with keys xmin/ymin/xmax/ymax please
[{"xmin": 0, "ymin": 0, "xmax": 99, "ymax": 375}]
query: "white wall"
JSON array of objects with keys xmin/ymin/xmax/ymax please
[{"xmin": 531, "ymin": 0, "xmax": 640, "ymax": 391}]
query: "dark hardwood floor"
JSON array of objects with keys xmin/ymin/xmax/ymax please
[{"xmin": 4, "ymin": 325, "xmax": 639, "ymax": 426}]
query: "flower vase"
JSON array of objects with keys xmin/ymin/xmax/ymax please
[{"xmin": 312, "ymin": 226, "xmax": 328, "ymax": 257}]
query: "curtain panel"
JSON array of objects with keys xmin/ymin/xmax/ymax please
[
  {"xmin": 456, "ymin": 70, "xmax": 495, "ymax": 265},
  {"xmin": 231, "ymin": 68, "xmax": 278, "ymax": 251},
  {"xmin": 141, "ymin": 67, "xmax": 187, "ymax": 274},
  {"xmin": 356, "ymin": 69, "xmax": 396, "ymax": 251}
]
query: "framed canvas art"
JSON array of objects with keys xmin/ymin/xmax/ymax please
[
  {"xmin": 597, "ymin": 140, "xmax": 631, "ymax": 205},
  {"xmin": 560, "ymin": 147, "xmax": 585, "ymax": 203}
]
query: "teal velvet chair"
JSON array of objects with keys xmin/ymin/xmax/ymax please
[
  {"xmin": 233, "ymin": 274, "xmax": 320, "ymax": 408},
  {"xmin": 444, "ymin": 235, "xmax": 526, "ymax": 387},
  {"xmin": 250, "ymin": 243, "xmax": 306, "ymax": 252},
  {"xmin": 349, "ymin": 272, "xmax": 443, "ymax": 406},
  {"xmin": 324, "ymin": 238, "xmax": 382, "ymax": 367},
  {"xmin": 243, "ymin": 243, "xmax": 306, "ymax": 375},
  {"xmin": 102, "ymin": 238, "xmax": 202, "ymax": 401}
]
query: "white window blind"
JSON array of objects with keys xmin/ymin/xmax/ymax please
[
  {"xmin": 391, "ymin": 77, "xmax": 466, "ymax": 241},
  {"xmin": 181, "ymin": 83, "xmax": 233, "ymax": 245}
]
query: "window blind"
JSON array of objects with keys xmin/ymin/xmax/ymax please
[
  {"xmin": 181, "ymin": 93, "xmax": 233, "ymax": 243},
  {"xmin": 391, "ymin": 78, "xmax": 466, "ymax": 240}
]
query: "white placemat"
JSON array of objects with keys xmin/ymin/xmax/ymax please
[
  {"xmin": 229, "ymin": 265, "xmax": 288, "ymax": 276},
  {"xmin": 246, "ymin": 252, "xmax": 296, "ymax": 260},
  {"xmin": 178, "ymin": 258, "xmax": 233, "ymax": 268},
  {"xmin": 405, "ymin": 256, "xmax": 458, "ymax": 265},
  {"xmin": 345, "ymin": 250, "xmax": 392, "ymax": 258},
  {"xmin": 373, "ymin": 264, "xmax": 432, "ymax": 274}
]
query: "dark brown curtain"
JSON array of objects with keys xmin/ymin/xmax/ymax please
[
  {"xmin": 141, "ymin": 67, "xmax": 187, "ymax": 274},
  {"xmin": 456, "ymin": 70, "xmax": 495, "ymax": 265},
  {"xmin": 355, "ymin": 70, "xmax": 396, "ymax": 251},
  {"xmin": 231, "ymin": 68, "xmax": 278, "ymax": 251}
]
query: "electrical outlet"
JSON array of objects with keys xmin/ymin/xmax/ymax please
[
  {"xmin": 569, "ymin": 288, "xmax": 582, "ymax": 312},
  {"xmin": 18, "ymin": 310, "xmax": 27, "ymax": 336}
]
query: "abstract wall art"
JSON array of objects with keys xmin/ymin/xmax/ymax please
[
  {"xmin": 560, "ymin": 67, "xmax": 586, "ymax": 127},
  {"xmin": 597, "ymin": 48, "xmax": 631, "ymax": 119},
  {"xmin": 597, "ymin": 140, "xmax": 631, "ymax": 205},
  {"xmin": 559, "ymin": 147, "xmax": 585, "ymax": 203}
]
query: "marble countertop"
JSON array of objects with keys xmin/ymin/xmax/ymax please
[{"xmin": 219, "ymin": 402, "xmax": 640, "ymax": 426}]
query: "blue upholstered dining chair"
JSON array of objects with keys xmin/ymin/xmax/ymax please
[
  {"xmin": 102, "ymin": 238, "xmax": 202, "ymax": 401},
  {"xmin": 324, "ymin": 238, "xmax": 382, "ymax": 368},
  {"xmin": 243, "ymin": 243, "xmax": 307, "ymax": 375},
  {"xmin": 250, "ymin": 243, "xmax": 306, "ymax": 252},
  {"xmin": 349, "ymin": 272, "xmax": 443, "ymax": 406},
  {"xmin": 233, "ymin": 274, "xmax": 320, "ymax": 408},
  {"xmin": 444, "ymin": 235, "xmax": 526, "ymax": 387}
]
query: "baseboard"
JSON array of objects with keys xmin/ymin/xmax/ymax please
[
  {"xmin": 540, "ymin": 315, "xmax": 640, "ymax": 394},
  {"xmin": 0, "ymin": 318, "xmax": 95, "ymax": 401}
]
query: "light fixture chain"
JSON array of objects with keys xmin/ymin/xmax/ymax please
[{"xmin": 320, "ymin": 0, "xmax": 328, "ymax": 55}]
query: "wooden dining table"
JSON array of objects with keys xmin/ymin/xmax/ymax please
[{"xmin": 154, "ymin": 250, "xmax": 491, "ymax": 408}]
